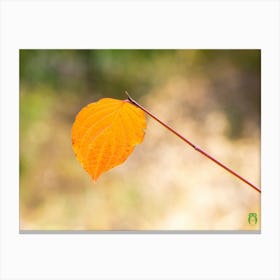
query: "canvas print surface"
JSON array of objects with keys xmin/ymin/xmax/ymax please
[{"xmin": 20, "ymin": 49, "xmax": 261, "ymax": 231}]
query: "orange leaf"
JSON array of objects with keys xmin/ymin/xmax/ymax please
[{"xmin": 72, "ymin": 98, "xmax": 146, "ymax": 181}]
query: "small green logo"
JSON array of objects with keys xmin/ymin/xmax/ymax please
[{"xmin": 248, "ymin": 213, "xmax": 258, "ymax": 224}]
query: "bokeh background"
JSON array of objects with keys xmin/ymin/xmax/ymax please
[{"xmin": 20, "ymin": 50, "xmax": 261, "ymax": 231}]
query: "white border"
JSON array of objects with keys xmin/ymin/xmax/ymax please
[{"xmin": 1, "ymin": 1, "xmax": 279, "ymax": 279}]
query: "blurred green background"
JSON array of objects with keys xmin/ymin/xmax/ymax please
[{"xmin": 20, "ymin": 50, "xmax": 260, "ymax": 231}]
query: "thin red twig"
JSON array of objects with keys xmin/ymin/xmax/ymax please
[{"xmin": 125, "ymin": 91, "xmax": 261, "ymax": 193}]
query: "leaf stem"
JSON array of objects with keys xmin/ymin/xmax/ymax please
[{"xmin": 125, "ymin": 91, "xmax": 261, "ymax": 193}]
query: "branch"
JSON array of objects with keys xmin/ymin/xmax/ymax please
[{"xmin": 125, "ymin": 91, "xmax": 261, "ymax": 193}]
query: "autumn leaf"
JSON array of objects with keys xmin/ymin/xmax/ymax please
[{"xmin": 72, "ymin": 98, "xmax": 146, "ymax": 181}]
